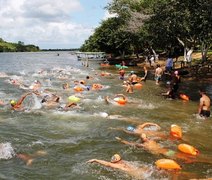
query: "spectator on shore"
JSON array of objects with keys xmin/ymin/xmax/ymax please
[{"xmin": 165, "ymin": 55, "xmax": 173, "ymax": 74}]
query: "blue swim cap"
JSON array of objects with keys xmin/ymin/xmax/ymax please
[{"xmin": 126, "ymin": 126, "xmax": 135, "ymax": 132}]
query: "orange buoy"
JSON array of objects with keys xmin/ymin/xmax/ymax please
[
  {"xmin": 178, "ymin": 144, "xmax": 199, "ymax": 156},
  {"xmin": 170, "ymin": 124, "xmax": 182, "ymax": 139},
  {"xmin": 179, "ymin": 94, "xmax": 189, "ymax": 101},
  {"xmin": 155, "ymin": 159, "xmax": 181, "ymax": 170},
  {"xmin": 134, "ymin": 83, "xmax": 142, "ymax": 89},
  {"xmin": 100, "ymin": 63, "xmax": 110, "ymax": 67},
  {"xmin": 74, "ymin": 86, "xmax": 83, "ymax": 92},
  {"xmin": 113, "ymin": 97, "xmax": 127, "ymax": 105}
]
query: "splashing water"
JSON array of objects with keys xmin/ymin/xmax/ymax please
[{"xmin": 0, "ymin": 142, "xmax": 16, "ymax": 160}]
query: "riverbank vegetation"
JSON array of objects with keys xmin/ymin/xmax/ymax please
[
  {"xmin": 0, "ymin": 38, "xmax": 39, "ymax": 52},
  {"xmin": 80, "ymin": 0, "xmax": 211, "ymax": 63}
]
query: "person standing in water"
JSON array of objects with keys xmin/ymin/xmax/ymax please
[
  {"xmin": 198, "ymin": 89, "xmax": 211, "ymax": 118},
  {"xmin": 155, "ymin": 64, "xmax": 163, "ymax": 85}
]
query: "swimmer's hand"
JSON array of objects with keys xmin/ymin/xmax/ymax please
[
  {"xmin": 87, "ymin": 159, "xmax": 97, "ymax": 163},
  {"xmin": 115, "ymin": 137, "xmax": 122, "ymax": 141}
]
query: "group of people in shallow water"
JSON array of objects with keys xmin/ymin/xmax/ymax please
[{"xmin": 0, "ymin": 59, "xmax": 211, "ymax": 179}]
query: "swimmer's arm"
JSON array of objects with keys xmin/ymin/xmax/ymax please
[
  {"xmin": 16, "ymin": 92, "xmax": 32, "ymax": 105},
  {"xmin": 87, "ymin": 159, "xmax": 119, "ymax": 169},
  {"xmin": 139, "ymin": 122, "xmax": 161, "ymax": 130},
  {"xmin": 115, "ymin": 137, "xmax": 144, "ymax": 147}
]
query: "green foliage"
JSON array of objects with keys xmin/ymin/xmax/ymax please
[
  {"xmin": 80, "ymin": 17, "xmax": 133, "ymax": 56},
  {"xmin": 0, "ymin": 38, "xmax": 39, "ymax": 52},
  {"xmin": 81, "ymin": 0, "xmax": 211, "ymax": 57}
]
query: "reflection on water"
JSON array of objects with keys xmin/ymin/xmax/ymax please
[{"xmin": 0, "ymin": 52, "xmax": 211, "ymax": 179}]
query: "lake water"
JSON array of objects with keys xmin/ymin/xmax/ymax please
[{"xmin": 0, "ymin": 52, "xmax": 211, "ymax": 180}]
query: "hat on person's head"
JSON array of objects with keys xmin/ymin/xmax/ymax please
[
  {"xmin": 130, "ymin": 71, "xmax": 134, "ymax": 74},
  {"xmin": 111, "ymin": 154, "xmax": 121, "ymax": 163},
  {"xmin": 10, "ymin": 100, "xmax": 17, "ymax": 106}
]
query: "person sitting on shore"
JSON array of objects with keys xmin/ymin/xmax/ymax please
[
  {"xmin": 10, "ymin": 92, "xmax": 32, "ymax": 111},
  {"xmin": 87, "ymin": 154, "xmax": 152, "ymax": 179},
  {"xmin": 198, "ymin": 88, "xmax": 211, "ymax": 118}
]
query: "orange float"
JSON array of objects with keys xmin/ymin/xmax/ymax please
[
  {"xmin": 100, "ymin": 63, "xmax": 110, "ymax": 67},
  {"xmin": 178, "ymin": 144, "xmax": 199, "ymax": 156},
  {"xmin": 170, "ymin": 124, "xmax": 182, "ymax": 139},
  {"xmin": 179, "ymin": 94, "xmax": 189, "ymax": 101},
  {"xmin": 134, "ymin": 83, "xmax": 142, "ymax": 89},
  {"xmin": 155, "ymin": 159, "xmax": 181, "ymax": 170},
  {"xmin": 113, "ymin": 97, "xmax": 127, "ymax": 105},
  {"xmin": 74, "ymin": 86, "xmax": 84, "ymax": 92}
]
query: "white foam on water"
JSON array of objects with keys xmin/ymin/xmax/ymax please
[
  {"xmin": 93, "ymin": 112, "xmax": 109, "ymax": 118},
  {"xmin": 32, "ymin": 93, "xmax": 42, "ymax": 110},
  {"xmin": 0, "ymin": 142, "xmax": 16, "ymax": 160}
]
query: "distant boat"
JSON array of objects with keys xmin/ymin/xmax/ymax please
[{"xmin": 75, "ymin": 52, "xmax": 106, "ymax": 61}]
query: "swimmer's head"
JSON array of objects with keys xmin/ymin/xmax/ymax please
[
  {"xmin": 141, "ymin": 133, "xmax": 147, "ymax": 140},
  {"xmin": 126, "ymin": 126, "xmax": 135, "ymax": 132},
  {"xmin": 80, "ymin": 80, "xmax": 85, "ymax": 85},
  {"xmin": 10, "ymin": 100, "xmax": 17, "ymax": 106},
  {"xmin": 174, "ymin": 71, "xmax": 178, "ymax": 75},
  {"xmin": 111, "ymin": 154, "xmax": 121, "ymax": 163}
]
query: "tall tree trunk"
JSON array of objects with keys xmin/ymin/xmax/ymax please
[{"xmin": 201, "ymin": 42, "xmax": 209, "ymax": 63}]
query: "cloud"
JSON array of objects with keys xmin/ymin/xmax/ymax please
[{"xmin": 0, "ymin": 0, "xmax": 94, "ymax": 48}]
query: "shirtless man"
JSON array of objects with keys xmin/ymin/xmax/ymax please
[
  {"xmin": 155, "ymin": 64, "xmax": 163, "ymax": 85},
  {"xmin": 87, "ymin": 154, "xmax": 152, "ymax": 179},
  {"xmin": 198, "ymin": 89, "xmax": 211, "ymax": 118}
]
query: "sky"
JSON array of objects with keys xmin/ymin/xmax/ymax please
[{"xmin": 0, "ymin": 0, "xmax": 115, "ymax": 49}]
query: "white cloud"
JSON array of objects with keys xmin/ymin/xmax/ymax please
[{"xmin": 0, "ymin": 0, "xmax": 93, "ymax": 48}]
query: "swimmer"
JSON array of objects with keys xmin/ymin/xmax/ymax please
[
  {"xmin": 17, "ymin": 150, "xmax": 47, "ymax": 166},
  {"xmin": 10, "ymin": 92, "xmax": 32, "ymax": 111},
  {"xmin": 116, "ymin": 134, "xmax": 212, "ymax": 164},
  {"xmin": 0, "ymin": 142, "xmax": 47, "ymax": 166},
  {"xmin": 87, "ymin": 154, "xmax": 152, "ymax": 179},
  {"xmin": 110, "ymin": 122, "xmax": 163, "ymax": 139},
  {"xmin": 105, "ymin": 94, "xmax": 127, "ymax": 105},
  {"xmin": 0, "ymin": 99, "xmax": 4, "ymax": 106},
  {"xmin": 198, "ymin": 89, "xmax": 211, "ymax": 118},
  {"xmin": 41, "ymin": 94, "xmax": 60, "ymax": 109}
]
